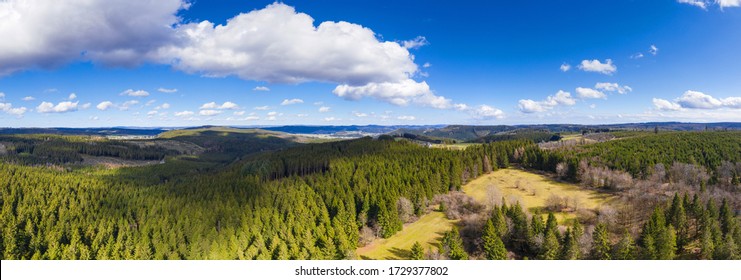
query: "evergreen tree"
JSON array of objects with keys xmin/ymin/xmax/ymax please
[
  {"xmin": 410, "ymin": 241, "xmax": 424, "ymax": 260},
  {"xmin": 440, "ymin": 228, "xmax": 468, "ymax": 260},
  {"xmin": 559, "ymin": 228, "xmax": 580, "ymax": 260},
  {"xmin": 482, "ymin": 220, "xmax": 507, "ymax": 260},
  {"xmin": 613, "ymin": 231, "xmax": 635, "ymax": 260},
  {"xmin": 591, "ymin": 223, "xmax": 612, "ymax": 260},
  {"xmin": 539, "ymin": 229, "xmax": 560, "ymax": 260}
]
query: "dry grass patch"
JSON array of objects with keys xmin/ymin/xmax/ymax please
[{"xmin": 356, "ymin": 211, "xmax": 455, "ymax": 260}]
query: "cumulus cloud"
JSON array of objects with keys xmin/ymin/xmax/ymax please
[
  {"xmin": 353, "ymin": 112, "xmax": 368, "ymax": 117},
  {"xmin": 281, "ymin": 98, "xmax": 304, "ymax": 105},
  {"xmin": 157, "ymin": 88, "xmax": 177, "ymax": 93},
  {"xmin": 560, "ymin": 63, "xmax": 571, "ymax": 72},
  {"xmin": 595, "ymin": 82, "xmax": 632, "ymax": 94},
  {"xmin": 96, "ymin": 101, "xmax": 114, "ymax": 110},
  {"xmin": 518, "ymin": 90, "xmax": 576, "ymax": 114},
  {"xmin": 254, "ymin": 106, "xmax": 270, "ymax": 110},
  {"xmin": 676, "ymin": 90, "xmax": 724, "ymax": 109},
  {"xmin": 199, "ymin": 110, "xmax": 221, "ymax": 116},
  {"xmin": 472, "ymin": 105, "xmax": 505, "ymax": 120},
  {"xmin": 1, "ymin": 102, "xmax": 28, "ymax": 116},
  {"xmin": 318, "ymin": 106, "xmax": 331, "ymax": 113},
  {"xmin": 2, "ymin": 2, "xmax": 457, "ymax": 110},
  {"xmin": 576, "ymin": 87, "xmax": 607, "ymax": 99},
  {"xmin": 36, "ymin": 101, "xmax": 78, "ymax": 113},
  {"xmin": 397, "ymin": 115, "xmax": 416, "ymax": 121},
  {"xmin": 578, "ymin": 59, "xmax": 617, "ymax": 75},
  {"xmin": 154, "ymin": 103, "xmax": 170, "ymax": 110},
  {"xmin": 653, "ymin": 91, "xmax": 741, "ymax": 111},
  {"xmin": 68, "ymin": 93, "xmax": 77, "ymax": 100},
  {"xmin": 653, "ymin": 98, "xmax": 682, "ymax": 111},
  {"xmin": 323, "ymin": 117, "xmax": 340, "ymax": 122},
  {"xmin": 0, "ymin": 0, "xmax": 187, "ymax": 76},
  {"xmin": 401, "ymin": 36, "xmax": 428, "ymax": 49},
  {"xmin": 253, "ymin": 86, "xmax": 270, "ymax": 91},
  {"xmin": 22, "ymin": 96, "xmax": 35, "ymax": 101},
  {"xmin": 333, "ymin": 79, "xmax": 453, "ymax": 108},
  {"xmin": 80, "ymin": 102, "xmax": 91, "ymax": 109},
  {"xmin": 120, "ymin": 89, "xmax": 150, "ymax": 97},
  {"xmin": 174, "ymin": 110, "xmax": 194, "ymax": 117},
  {"xmin": 200, "ymin": 101, "xmax": 239, "ymax": 110}
]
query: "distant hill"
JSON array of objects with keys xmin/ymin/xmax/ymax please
[
  {"xmin": 0, "ymin": 127, "xmax": 169, "ymax": 136},
  {"xmin": 259, "ymin": 125, "xmax": 445, "ymax": 135}
]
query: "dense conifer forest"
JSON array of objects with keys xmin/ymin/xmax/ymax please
[{"xmin": 1, "ymin": 129, "xmax": 739, "ymax": 260}]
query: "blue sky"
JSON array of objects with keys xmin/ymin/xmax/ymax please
[{"xmin": 1, "ymin": 0, "xmax": 740, "ymax": 127}]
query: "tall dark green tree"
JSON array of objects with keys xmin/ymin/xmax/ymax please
[{"xmin": 482, "ymin": 220, "xmax": 507, "ymax": 260}]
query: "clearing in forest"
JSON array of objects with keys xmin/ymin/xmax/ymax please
[
  {"xmin": 355, "ymin": 211, "xmax": 455, "ymax": 260},
  {"xmin": 463, "ymin": 168, "xmax": 614, "ymax": 223}
]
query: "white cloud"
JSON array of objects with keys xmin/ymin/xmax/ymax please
[
  {"xmin": 0, "ymin": 92, "xmax": 4, "ymax": 100},
  {"xmin": 7, "ymin": 107, "xmax": 27, "ymax": 116},
  {"xmin": 199, "ymin": 109, "xmax": 221, "ymax": 116},
  {"xmin": 97, "ymin": 101, "xmax": 115, "ymax": 110},
  {"xmin": 518, "ymin": 99, "xmax": 546, "ymax": 113},
  {"xmin": 158, "ymin": 88, "xmax": 177, "ymax": 93},
  {"xmin": 718, "ymin": 0, "xmax": 741, "ymax": 8},
  {"xmin": 676, "ymin": 90, "xmax": 723, "ymax": 109},
  {"xmin": 200, "ymin": 101, "xmax": 239, "ymax": 110},
  {"xmin": 595, "ymin": 82, "xmax": 632, "ymax": 94},
  {"xmin": 518, "ymin": 90, "xmax": 576, "ymax": 114},
  {"xmin": 253, "ymin": 86, "xmax": 270, "ymax": 91},
  {"xmin": 155, "ymin": 103, "xmax": 170, "ymax": 110},
  {"xmin": 401, "ymin": 36, "xmax": 428, "ymax": 49},
  {"xmin": 353, "ymin": 112, "xmax": 368, "ymax": 117},
  {"xmin": 678, "ymin": 0, "xmax": 708, "ymax": 8},
  {"xmin": 422, "ymin": 62, "xmax": 432, "ymax": 68},
  {"xmin": 578, "ymin": 59, "xmax": 617, "ymax": 75},
  {"xmin": 649, "ymin": 45, "xmax": 659, "ymax": 56},
  {"xmin": 1, "ymin": 2, "xmax": 457, "ymax": 110},
  {"xmin": 318, "ymin": 106, "xmax": 331, "ymax": 113},
  {"xmin": 245, "ymin": 116, "xmax": 260, "ymax": 120},
  {"xmin": 22, "ymin": 96, "xmax": 35, "ymax": 101},
  {"xmin": 80, "ymin": 102, "xmax": 91, "ymax": 109},
  {"xmin": 120, "ymin": 89, "xmax": 150, "ymax": 97},
  {"xmin": 147, "ymin": 110, "xmax": 158, "ymax": 116},
  {"xmin": 560, "ymin": 63, "xmax": 571, "ymax": 72},
  {"xmin": 677, "ymin": 0, "xmax": 740, "ymax": 8},
  {"xmin": 0, "ymin": 0, "xmax": 187, "ymax": 76},
  {"xmin": 631, "ymin": 53, "xmax": 644, "ymax": 59},
  {"xmin": 576, "ymin": 87, "xmax": 607, "ymax": 99},
  {"xmin": 234, "ymin": 111, "xmax": 246, "ymax": 116},
  {"xmin": 254, "ymin": 106, "xmax": 270, "ymax": 110},
  {"xmin": 158, "ymin": 4, "xmax": 419, "ymax": 85},
  {"xmin": 472, "ymin": 105, "xmax": 505, "ymax": 119},
  {"xmin": 653, "ymin": 98, "xmax": 683, "ymax": 111},
  {"xmin": 281, "ymin": 98, "xmax": 304, "ymax": 105},
  {"xmin": 36, "ymin": 101, "xmax": 78, "ymax": 113},
  {"xmin": 145, "ymin": 100, "xmax": 157, "ymax": 106},
  {"xmin": 68, "ymin": 93, "xmax": 77, "ymax": 100},
  {"xmin": 323, "ymin": 117, "xmax": 340, "ymax": 122},
  {"xmin": 397, "ymin": 115, "xmax": 416, "ymax": 121},
  {"xmin": 333, "ymin": 79, "xmax": 454, "ymax": 109},
  {"xmin": 174, "ymin": 110, "xmax": 194, "ymax": 117},
  {"xmin": 454, "ymin": 104, "xmax": 469, "ymax": 111},
  {"xmin": 1, "ymin": 102, "xmax": 28, "ymax": 117},
  {"xmin": 119, "ymin": 100, "xmax": 140, "ymax": 110},
  {"xmin": 722, "ymin": 97, "xmax": 741, "ymax": 108},
  {"xmin": 89, "ymin": 116, "xmax": 99, "ymax": 120}
]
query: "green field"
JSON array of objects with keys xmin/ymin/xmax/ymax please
[
  {"xmin": 356, "ymin": 211, "xmax": 455, "ymax": 260},
  {"xmin": 463, "ymin": 168, "xmax": 614, "ymax": 222}
]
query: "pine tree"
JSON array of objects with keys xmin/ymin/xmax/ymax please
[
  {"xmin": 539, "ymin": 229, "xmax": 560, "ymax": 260},
  {"xmin": 482, "ymin": 220, "xmax": 507, "ymax": 260},
  {"xmin": 441, "ymin": 228, "xmax": 468, "ymax": 260},
  {"xmin": 559, "ymin": 229, "xmax": 580, "ymax": 260},
  {"xmin": 700, "ymin": 225, "xmax": 715, "ymax": 260},
  {"xmin": 655, "ymin": 225, "xmax": 677, "ymax": 260},
  {"xmin": 410, "ymin": 241, "xmax": 424, "ymax": 260},
  {"xmin": 591, "ymin": 223, "xmax": 612, "ymax": 260},
  {"xmin": 613, "ymin": 231, "xmax": 635, "ymax": 260}
]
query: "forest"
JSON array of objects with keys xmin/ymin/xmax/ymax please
[{"xmin": 0, "ymin": 128, "xmax": 739, "ymax": 260}]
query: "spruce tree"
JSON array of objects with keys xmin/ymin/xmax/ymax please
[
  {"xmin": 591, "ymin": 223, "xmax": 612, "ymax": 260},
  {"xmin": 613, "ymin": 231, "xmax": 635, "ymax": 260},
  {"xmin": 410, "ymin": 241, "xmax": 424, "ymax": 260},
  {"xmin": 482, "ymin": 220, "xmax": 507, "ymax": 260}
]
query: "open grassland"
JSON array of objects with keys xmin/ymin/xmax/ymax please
[
  {"xmin": 357, "ymin": 167, "xmax": 615, "ymax": 259},
  {"xmin": 356, "ymin": 211, "xmax": 455, "ymax": 260},
  {"xmin": 463, "ymin": 168, "xmax": 615, "ymax": 223},
  {"xmin": 430, "ymin": 143, "xmax": 478, "ymax": 150}
]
